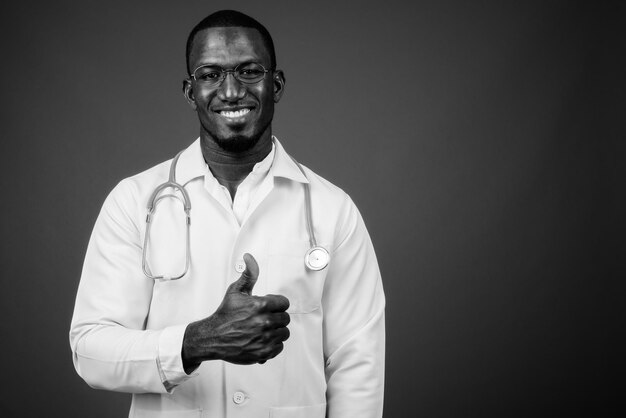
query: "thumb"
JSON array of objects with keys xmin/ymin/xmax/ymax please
[{"xmin": 231, "ymin": 253, "xmax": 259, "ymax": 295}]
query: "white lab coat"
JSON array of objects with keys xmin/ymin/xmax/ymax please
[{"xmin": 70, "ymin": 138, "xmax": 385, "ymax": 417}]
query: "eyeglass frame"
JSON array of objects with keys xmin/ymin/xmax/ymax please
[{"xmin": 189, "ymin": 62, "xmax": 274, "ymax": 86}]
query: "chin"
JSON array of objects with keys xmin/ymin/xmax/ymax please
[{"xmin": 213, "ymin": 133, "xmax": 260, "ymax": 153}]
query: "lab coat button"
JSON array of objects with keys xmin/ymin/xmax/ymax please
[
  {"xmin": 233, "ymin": 391, "xmax": 245, "ymax": 404},
  {"xmin": 234, "ymin": 260, "xmax": 246, "ymax": 273}
]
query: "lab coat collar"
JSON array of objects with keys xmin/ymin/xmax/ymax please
[
  {"xmin": 271, "ymin": 136, "xmax": 310, "ymax": 184},
  {"xmin": 173, "ymin": 139, "xmax": 207, "ymax": 186},
  {"xmin": 173, "ymin": 136, "xmax": 309, "ymax": 186}
]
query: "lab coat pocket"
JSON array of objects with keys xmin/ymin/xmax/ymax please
[
  {"xmin": 267, "ymin": 240, "xmax": 326, "ymax": 314},
  {"xmin": 269, "ymin": 403, "xmax": 326, "ymax": 418}
]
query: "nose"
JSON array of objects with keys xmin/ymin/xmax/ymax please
[{"xmin": 217, "ymin": 72, "xmax": 245, "ymax": 102}]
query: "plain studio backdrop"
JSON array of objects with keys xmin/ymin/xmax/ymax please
[{"xmin": 0, "ymin": 1, "xmax": 623, "ymax": 416}]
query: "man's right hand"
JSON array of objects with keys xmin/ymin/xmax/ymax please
[{"xmin": 181, "ymin": 253, "xmax": 290, "ymax": 372}]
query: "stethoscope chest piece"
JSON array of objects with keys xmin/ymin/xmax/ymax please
[{"xmin": 305, "ymin": 246, "xmax": 330, "ymax": 271}]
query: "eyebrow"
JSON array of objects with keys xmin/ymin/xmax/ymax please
[{"xmin": 195, "ymin": 60, "xmax": 258, "ymax": 68}]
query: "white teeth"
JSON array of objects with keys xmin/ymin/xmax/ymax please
[{"xmin": 220, "ymin": 109, "xmax": 250, "ymax": 118}]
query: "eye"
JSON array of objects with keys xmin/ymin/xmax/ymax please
[
  {"xmin": 239, "ymin": 69, "xmax": 263, "ymax": 77},
  {"xmin": 199, "ymin": 72, "xmax": 220, "ymax": 80},
  {"xmin": 194, "ymin": 67, "xmax": 222, "ymax": 82},
  {"xmin": 237, "ymin": 64, "xmax": 266, "ymax": 81}
]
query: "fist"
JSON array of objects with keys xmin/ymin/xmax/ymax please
[{"xmin": 182, "ymin": 253, "xmax": 291, "ymax": 369}]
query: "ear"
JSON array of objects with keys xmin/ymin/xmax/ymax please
[
  {"xmin": 182, "ymin": 78, "xmax": 198, "ymax": 110},
  {"xmin": 272, "ymin": 70, "xmax": 286, "ymax": 103}
]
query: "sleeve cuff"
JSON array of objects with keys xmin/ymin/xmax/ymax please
[{"xmin": 156, "ymin": 323, "xmax": 199, "ymax": 392}]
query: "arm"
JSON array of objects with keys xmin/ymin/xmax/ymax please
[
  {"xmin": 323, "ymin": 197, "xmax": 386, "ymax": 418},
  {"xmin": 70, "ymin": 181, "xmax": 290, "ymax": 392},
  {"xmin": 69, "ymin": 180, "xmax": 191, "ymax": 393}
]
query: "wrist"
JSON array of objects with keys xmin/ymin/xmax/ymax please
[
  {"xmin": 181, "ymin": 318, "xmax": 222, "ymax": 373},
  {"xmin": 181, "ymin": 322, "xmax": 203, "ymax": 373}
]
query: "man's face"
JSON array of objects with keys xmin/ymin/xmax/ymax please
[{"xmin": 184, "ymin": 27, "xmax": 284, "ymax": 153}]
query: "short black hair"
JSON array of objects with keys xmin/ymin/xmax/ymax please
[{"xmin": 185, "ymin": 10, "xmax": 276, "ymax": 75}]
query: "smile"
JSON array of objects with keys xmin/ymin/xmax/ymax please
[{"xmin": 218, "ymin": 108, "xmax": 251, "ymax": 118}]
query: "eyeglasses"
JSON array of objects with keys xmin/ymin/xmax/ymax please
[{"xmin": 190, "ymin": 62, "xmax": 272, "ymax": 87}]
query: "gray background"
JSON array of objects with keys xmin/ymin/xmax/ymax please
[{"xmin": 1, "ymin": 0, "xmax": 623, "ymax": 416}]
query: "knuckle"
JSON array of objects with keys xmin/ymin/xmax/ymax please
[
  {"xmin": 254, "ymin": 316, "xmax": 269, "ymax": 330},
  {"xmin": 258, "ymin": 298, "xmax": 269, "ymax": 310},
  {"xmin": 252, "ymin": 297, "xmax": 267, "ymax": 311}
]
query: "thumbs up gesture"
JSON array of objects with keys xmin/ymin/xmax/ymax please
[{"xmin": 182, "ymin": 254, "xmax": 291, "ymax": 370}]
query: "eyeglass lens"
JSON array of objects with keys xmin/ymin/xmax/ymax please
[{"xmin": 193, "ymin": 63, "xmax": 267, "ymax": 85}]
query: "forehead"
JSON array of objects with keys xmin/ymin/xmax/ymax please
[{"xmin": 189, "ymin": 26, "xmax": 271, "ymax": 67}]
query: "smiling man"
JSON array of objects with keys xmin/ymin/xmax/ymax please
[{"xmin": 70, "ymin": 10, "xmax": 385, "ymax": 418}]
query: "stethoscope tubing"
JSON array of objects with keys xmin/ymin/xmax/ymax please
[
  {"xmin": 142, "ymin": 151, "xmax": 191, "ymax": 281},
  {"xmin": 142, "ymin": 149, "xmax": 329, "ymax": 280}
]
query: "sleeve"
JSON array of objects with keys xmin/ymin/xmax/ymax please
[
  {"xmin": 322, "ymin": 196, "xmax": 386, "ymax": 418},
  {"xmin": 69, "ymin": 179, "xmax": 195, "ymax": 394}
]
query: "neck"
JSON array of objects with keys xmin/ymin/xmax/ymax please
[{"xmin": 200, "ymin": 132, "xmax": 273, "ymax": 187}]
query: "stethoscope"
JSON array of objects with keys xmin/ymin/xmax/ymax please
[{"xmin": 142, "ymin": 150, "xmax": 330, "ymax": 281}]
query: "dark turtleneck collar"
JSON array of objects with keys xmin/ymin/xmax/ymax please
[
  {"xmin": 201, "ymin": 135, "xmax": 272, "ymax": 181},
  {"xmin": 200, "ymin": 135, "xmax": 273, "ymax": 198}
]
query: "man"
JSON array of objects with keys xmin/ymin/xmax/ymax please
[{"xmin": 70, "ymin": 10, "xmax": 385, "ymax": 418}]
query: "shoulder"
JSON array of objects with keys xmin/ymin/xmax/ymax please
[
  {"xmin": 100, "ymin": 157, "xmax": 174, "ymax": 227},
  {"xmin": 110, "ymin": 138, "xmax": 202, "ymax": 199},
  {"xmin": 109, "ymin": 158, "xmax": 171, "ymax": 201},
  {"xmin": 297, "ymin": 163, "xmax": 353, "ymax": 209},
  {"xmin": 107, "ymin": 138, "xmax": 202, "ymax": 206},
  {"xmin": 122, "ymin": 159, "xmax": 172, "ymax": 194},
  {"xmin": 292, "ymin": 163, "xmax": 366, "ymax": 249},
  {"xmin": 273, "ymin": 138, "xmax": 353, "ymax": 208}
]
